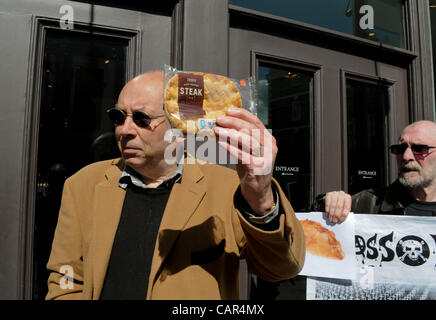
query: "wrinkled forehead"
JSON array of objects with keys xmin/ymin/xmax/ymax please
[{"xmin": 400, "ymin": 124, "xmax": 436, "ymax": 145}]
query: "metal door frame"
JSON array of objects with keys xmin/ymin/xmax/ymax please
[
  {"xmin": 339, "ymin": 70, "xmax": 397, "ymax": 191},
  {"xmin": 251, "ymin": 51, "xmax": 323, "ymax": 206},
  {"xmin": 0, "ymin": 0, "xmax": 175, "ymax": 299},
  {"xmin": 20, "ymin": 16, "xmax": 140, "ymax": 300}
]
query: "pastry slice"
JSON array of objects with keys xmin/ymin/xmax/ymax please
[{"xmin": 301, "ymin": 219, "xmax": 345, "ymax": 260}]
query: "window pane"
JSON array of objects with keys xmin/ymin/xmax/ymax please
[
  {"xmin": 258, "ymin": 63, "xmax": 313, "ymax": 211},
  {"xmin": 230, "ymin": 0, "xmax": 405, "ymax": 48},
  {"xmin": 33, "ymin": 29, "xmax": 127, "ymax": 300},
  {"xmin": 346, "ymin": 79, "xmax": 389, "ymax": 195}
]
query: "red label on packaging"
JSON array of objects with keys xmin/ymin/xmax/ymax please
[{"xmin": 178, "ymin": 73, "xmax": 205, "ymax": 116}]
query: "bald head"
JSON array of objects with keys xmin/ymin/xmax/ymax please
[
  {"xmin": 400, "ymin": 120, "xmax": 436, "ymax": 146},
  {"xmin": 404, "ymin": 120, "xmax": 436, "ymax": 130},
  {"xmin": 118, "ymin": 71, "xmax": 164, "ymax": 116}
]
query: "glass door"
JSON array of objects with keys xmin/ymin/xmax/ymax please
[
  {"xmin": 229, "ymin": 7, "xmax": 409, "ymax": 299},
  {"xmin": 33, "ymin": 29, "xmax": 128, "ymax": 300},
  {"xmin": 345, "ymin": 77, "xmax": 390, "ymax": 195},
  {"xmin": 25, "ymin": 3, "xmax": 174, "ymax": 300},
  {"xmin": 258, "ymin": 62, "xmax": 314, "ymax": 211},
  {"xmin": 0, "ymin": 0, "xmax": 175, "ymax": 299}
]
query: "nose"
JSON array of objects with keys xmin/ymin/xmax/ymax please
[
  {"xmin": 401, "ymin": 145, "xmax": 415, "ymax": 162},
  {"xmin": 117, "ymin": 115, "xmax": 137, "ymax": 138}
]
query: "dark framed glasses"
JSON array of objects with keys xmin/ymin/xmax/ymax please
[
  {"xmin": 389, "ymin": 143, "xmax": 436, "ymax": 156},
  {"xmin": 106, "ymin": 108, "xmax": 165, "ymax": 128}
]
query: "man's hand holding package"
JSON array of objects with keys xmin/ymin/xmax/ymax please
[{"xmin": 214, "ymin": 108, "xmax": 276, "ymax": 216}]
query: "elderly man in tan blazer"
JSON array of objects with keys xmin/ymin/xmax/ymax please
[{"xmin": 46, "ymin": 71, "xmax": 305, "ymax": 300}]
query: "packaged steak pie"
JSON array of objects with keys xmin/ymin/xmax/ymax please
[{"xmin": 163, "ymin": 65, "xmax": 257, "ymax": 135}]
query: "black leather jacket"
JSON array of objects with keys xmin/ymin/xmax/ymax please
[{"xmin": 312, "ymin": 180, "xmax": 417, "ymax": 215}]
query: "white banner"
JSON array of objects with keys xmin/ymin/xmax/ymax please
[{"xmin": 306, "ymin": 214, "xmax": 436, "ymax": 300}]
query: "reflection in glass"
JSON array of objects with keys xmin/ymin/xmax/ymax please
[
  {"xmin": 346, "ymin": 79, "xmax": 389, "ymax": 195},
  {"xmin": 258, "ymin": 63, "xmax": 313, "ymax": 211},
  {"xmin": 230, "ymin": 0, "xmax": 404, "ymax": 48},
  {"xmin": 33, "ymin": 29, "xmax": 127, "ymax": 300}
]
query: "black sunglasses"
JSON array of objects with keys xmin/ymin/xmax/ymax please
[
  {"xmin": 106, "ymin": 108, "xmax": 165, "ymax": 128},
  {"xmin": 389, "ymin": 143, "xmax": 436, "ymax": 156}
]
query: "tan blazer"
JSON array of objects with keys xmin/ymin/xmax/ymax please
[{"xmin": 46, "ymin": 157, "xmax": 305, "ymax": 300}]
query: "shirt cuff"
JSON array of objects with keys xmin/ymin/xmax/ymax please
[{"xmin": 236, "ymin": 186, "xmax": 281, "ymax": 230}]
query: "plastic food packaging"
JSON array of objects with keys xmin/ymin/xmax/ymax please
[{"xmin": 163, "ymin": 64, "xmax": 257, "ymax": 135}]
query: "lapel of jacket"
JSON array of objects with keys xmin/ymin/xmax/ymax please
[
  {"xmin": 92, "ymin": 159, "xmax": 126, "ymax": 299},
  {"xmin": 147, "ymin": 157, "xmax": 206, "ymax": 298}
]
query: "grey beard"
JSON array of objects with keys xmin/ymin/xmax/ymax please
[
  {"xmin": 399, "ymin": 174, "xmax": 433, "ymax": 188},
  {"xmin": 398, "ymin": 162, "xmax": 435, "ymax": 189}
]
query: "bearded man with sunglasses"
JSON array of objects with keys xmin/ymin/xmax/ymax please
[
  {"xmin": 314, "ymin": 120, "xmax": 436, "ymax": 223},
  {"xmin": 46, "ymin": 71, "xmax": 305, "ymax": 300}
]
